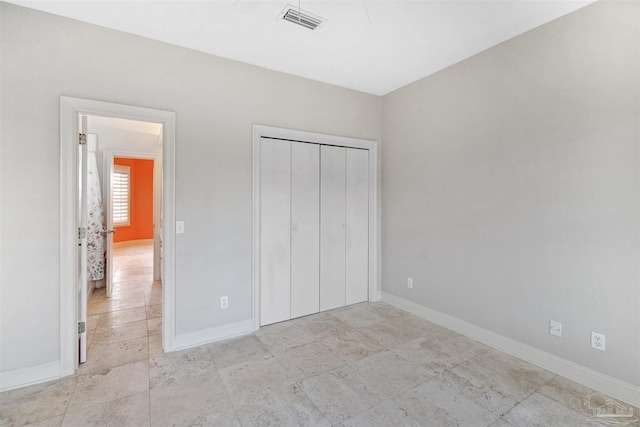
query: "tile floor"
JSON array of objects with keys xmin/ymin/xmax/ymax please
[{"xmin": 1, "ymin": 241, "xmax": 638, "ymax": 426}]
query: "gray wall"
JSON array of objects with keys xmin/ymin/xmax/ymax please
[
  {"xmin": 0, "ymin": 3, "xmax": 381, "ymax": 372},
  {"xmin": 382, "ymin": 0, "xmax": 639, "ymax": 385}
]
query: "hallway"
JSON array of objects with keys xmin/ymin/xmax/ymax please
[{"xmin": 84, "ymin": 239, "xmax": 162, "ymax": 374}]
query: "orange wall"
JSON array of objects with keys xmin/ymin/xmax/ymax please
[{"xmin": 113, "ymin": 158, "xmax": 154, "ymax": 242}]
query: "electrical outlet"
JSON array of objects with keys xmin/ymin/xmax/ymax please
[
  {"xmin": 407, "ymin": 278, "xmax": 413, "ymax": 289},
  {"xmin": 549, "ymin": 320, "xmax": 562, "ymax": 337},
  {"xmin": 220, "ymin": 296, "xmax": 229, "ymax": 309},
  {"xmin": 591, "ymin": 331, "xmax": 605, "ymax": 351}
]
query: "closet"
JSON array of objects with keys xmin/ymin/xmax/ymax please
[{"xmin": 259, "ymin": 137, "xmax": 369, "ymax": 326}]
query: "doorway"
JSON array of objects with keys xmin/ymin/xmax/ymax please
[
  {"xmin": 59, "ymin": 97, "xmax": 176, "ymax": 377},
  {"xmin": 102, "ymin": 148, "xmax": 162, "ymax": 298}
]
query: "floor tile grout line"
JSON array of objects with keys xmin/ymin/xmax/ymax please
[
  {"xmin": 214, "ymin": 363, "xmax": 244, "ymax": 425},
  {"xmin": 56, "ymin": 372, "xmax": 81, "ymax": 426},
  {"xmin": 7, "ymin": 297, "xmax": 630, "ymax": 426},
  {"xmin": 147, "ymin": 334, "xmax": 153, "ymax": 426},
  {"xmin": 527, "ymin": 373, "xmax": 608, "ymax": 423}
]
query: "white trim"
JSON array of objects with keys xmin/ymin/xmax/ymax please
[
  {"xmin": 382, "ymin": 291, "xmax": 640, "ymax": 408},
  {"xmin": 0, "ymin": 362, "xmax": 61, "ymax": 392},
  {"xmin": 60, "ymin": 97, "xmax": 177, "ymax": 381},
  {"xmin": 104, "ymin": 152, "xmax": 160, "ymax": 162},
  {"xmin": 252, "ymin": 125, "xmax": 379, "ymax": 332},
  {"xmin": 174, "ymin": 320, "xmax": 253, "ymax": 351}
]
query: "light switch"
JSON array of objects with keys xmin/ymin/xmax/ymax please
[
  {"xmin": 549, "ymin": 320, "xmax": 562, "ymax": 337},
  {"xmin": 176, "ymin": 221, "xmax": 185, "ymax": 234}
]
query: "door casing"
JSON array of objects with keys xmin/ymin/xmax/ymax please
[
  {"xmin": 78, "ymin": 116, "xmax": 88, "ymax": 364},
  {"xmin": 59, "ymin": 97, "xmax": 176, "ymax": 377}
]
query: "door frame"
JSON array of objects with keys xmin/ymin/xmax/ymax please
[
  {"xmin": 251, "ymin": 125, "xmax": 380, "ymax": 332},
  {"xmin": 59, "ymin": 97, "xmax": 177, "ymax": 377},
  {"xmin": 103, "ymin": 150, "xmax": 162, "ymax": 294}
]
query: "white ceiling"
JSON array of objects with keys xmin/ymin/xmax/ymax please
[
  {"xmin": 89, "ymin": 115, "xmax": 163, "ymax": 136},
  {"xmin": 9, "ymin": 0, "xmax": 595, "ymax": 95}
]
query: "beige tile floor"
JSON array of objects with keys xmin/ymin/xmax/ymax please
[{"xmin": 1, "ymin": 242, "xmax": 638, "ymax": 426}]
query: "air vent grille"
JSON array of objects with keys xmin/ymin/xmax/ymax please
[{"xmin": 281, "ymin": 5, "xmax": 324, "ymax": 30}]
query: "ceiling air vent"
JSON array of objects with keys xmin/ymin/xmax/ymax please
[{"xmin": 280, "ymin": 5, "xmax": 324, "ymax": 30}]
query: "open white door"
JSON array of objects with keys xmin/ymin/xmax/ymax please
[
  {"xmin": 103, "ymin": 150, "xmax": 115, "ymax": 298},
  {"xmin": 78, "ymin": 115, "xmax": 88, "ymax": 364},
  {"xmin": 153, "ymin": 153, "xmax": 162, "ymax": 282}
]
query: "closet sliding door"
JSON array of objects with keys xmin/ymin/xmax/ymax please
[
  {"xmin": 320, "ymin": 145, "xmax": 347, "ymax": 311},
  {"xmin": 346, "ymin": 148, "xmax": 369, "ymax": 305},
  {"xmin": 259, "ymin": 137, "xmax": 370, "ymax": 325},
  {"xmin": 290, "ymin": 143, "xmax": 320, "ymax": 319},
  {"xmin": 259, "ymin": 139, "xmax": 292, "ymax": 326}
]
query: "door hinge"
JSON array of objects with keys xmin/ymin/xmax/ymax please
[
  {"xmin": 79, "ymin": 133, "xmax": 87, "ymax": 145},
  {"xmin": 78, "ymin": 322, "xmax": 86, "ymax": 334},
  {"xmin": 78, "ymin": 227, "xmax": 87, "ymax": 240}
]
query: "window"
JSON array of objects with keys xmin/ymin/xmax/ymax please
[{"xmin": 112, "ymin": 165, "xmax": 131, "ymax": 226}]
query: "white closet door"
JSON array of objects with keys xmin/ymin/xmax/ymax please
[
  {"xmin": 260, "ymin": 138, "xmax": 291, "ymax": 326},
  {"xmin": 346, "ymin": 148, "xmax": 369, "ymax": 305},
  {"xmin": 320, "ymin": 145, "xmax": 346, "ymax": 311},
  {"xmin": 291, "ymin": 142, "xmax": 320, "ymax": 319}
]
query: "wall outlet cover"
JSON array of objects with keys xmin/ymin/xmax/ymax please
[
  {"xmin": 591, "ymin": 331, "xmax": 605, "ymax": 351},
  {"xmin": 549, "ymin": 320, "xmax": 562, "ymax": 338}
]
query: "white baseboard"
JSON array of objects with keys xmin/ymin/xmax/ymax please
[
  {"xmin": 0, "ymin": 361, "xmax": 61, "ymax": 392},
  {"xmin": 174, "ymin": 319, "xmax": 253, "ymax": 351},
  {"xmin": 382, "ymin": 291, "xmax": 640, "ymax": 408}
]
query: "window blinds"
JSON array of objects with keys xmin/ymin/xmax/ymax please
[{"xmin": 112, "ymin": 165, "xmax": 130, "ymax": 226}]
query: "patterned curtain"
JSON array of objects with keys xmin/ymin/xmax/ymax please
[{"xmin": 87, "ymin": 142, "xmax": 106, "ymax": 281}]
